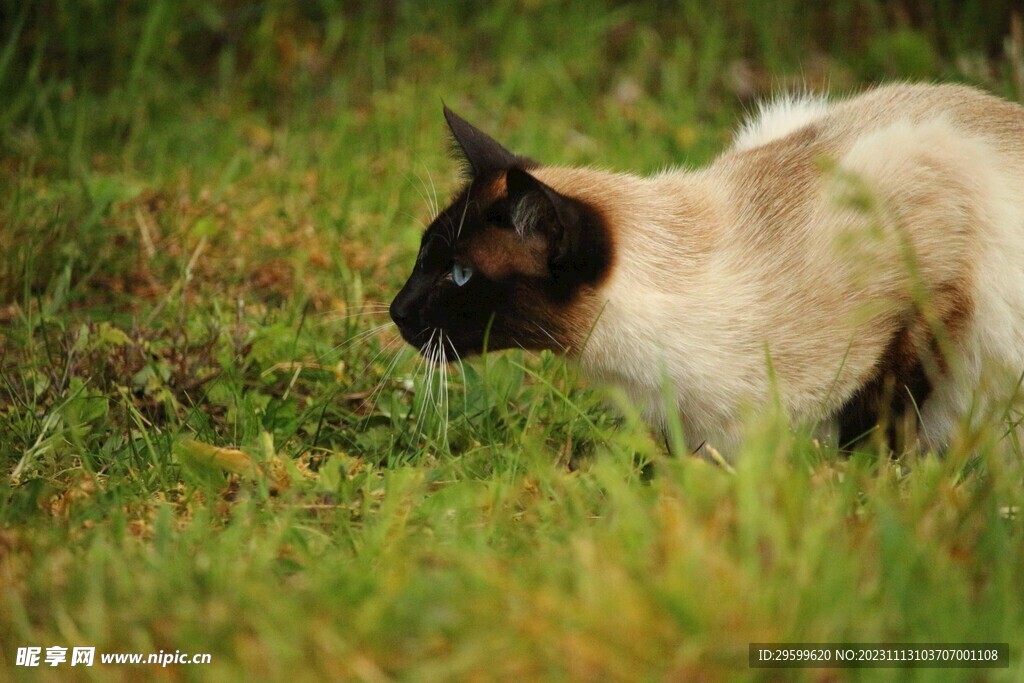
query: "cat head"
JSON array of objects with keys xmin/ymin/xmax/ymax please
[{"xmin": 389, "ymin": 107, "xmax": 613, "ymax": 359}]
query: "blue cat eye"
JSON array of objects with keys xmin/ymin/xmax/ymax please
[{"xmin": 452, "ymin": 261, "xmax": 473, "ymax": 286}]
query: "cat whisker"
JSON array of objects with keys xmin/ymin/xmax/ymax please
[
  {"xmin": 529, "ymin": 321, "xmax": 570, "ymax": 354},
  {"xmin": 407, "ymin": 170, "xmax": 438, "ymax": 222},
  {"xmin": 435, "ymin": 217, "xmax": 454, "ymax": 247},
  {"xmin": 438, "ymin": 215, "xmax": 456, "ymax": 246},
  {"xmin": 348, "ymin": 344, "xmax": 403, "ymax": 431},
  {"xmin": 439, "ymin": 330, "xmax": 450, "ymax": 446},
  {"xmin": 445, "ymin": 335, "xmax": 470, "ymax": 417},
  {"xmin": 430, "ymin": 330, "xmax": 444, "ymax": 415},
  {"xmin": 317, "ymin": 308, "xmax": 392, "ymax": 326},
  {"xmin": 312, "ymin": 302, "xmax": 392, "ymax": 317},
  {"xmin": 399, "ymin": 210, "xmax": 429, "ymax": 231},
  {"xmin": 455, "ymin": 181, "xmax": 473, "ymax": 240},
  {"xmin": 423, "ymin": 331, "xmax": 443, "ymax": 441},
  {"xmin": 413, "ymin": 329, "xmax": 439, "ymax": 440},
  {"xmin": 318, "ymin": 322, "xmax": 396, "ymax": 362},
  {"xmin": 355, "ymin": 333, "xmax": 403, "ymax": 379},
  {"xmin": 402, "ymin": 337, "xmax": 431, "ymax": 440},
  {"xmin": 421, "ymin": 161, "xmax": 440, "ymax": 217},
  {"xmin": 327, "ymin": 321, "xmax": 395, "ymax": 352},
  {"xmin": 422, "ymin": 176, "xmax": 439, "ymax": 218},
  {"xmin": 351, "ymin": 334, "xmax": 404, "ymax": 404},
  {"xmin": 431, "ymin": 330, "xmax": 448, "ymax": 444},
  {"xmin": 313, "ymin": 302, "xmax": 391, "ymax": 315},
  {"xmin": 359, "ymin": 338, "xmax": 408, "ymax": 426}
]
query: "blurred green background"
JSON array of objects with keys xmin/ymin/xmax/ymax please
[{"xmin": 2, "ymin": 2, "xmax": 1023, "ymax": 681}]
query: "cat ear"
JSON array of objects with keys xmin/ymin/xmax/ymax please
[
  {"xmin": 443, "ymin": 105, "xmax": 524, "ymax": 177},
  {"xmin": 505, "ymin": 167, "xmax": 581, "ymax": 267}
]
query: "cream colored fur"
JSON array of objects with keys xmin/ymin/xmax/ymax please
[
  {"xmin": 732, "ymin": 92, "xmax": 830, "ymax": 151},
  {"xmin": 534, "ymin": 83, "xmax": 1024, "ymax": 453}
]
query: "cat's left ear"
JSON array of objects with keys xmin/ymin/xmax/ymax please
[
  {"xmin": 505, "ymin": 167, "xmax": 583, "ymax": 269},
  {"xmin": 444, "ymin": 106, "xmax": 531, "ymax": 177}
]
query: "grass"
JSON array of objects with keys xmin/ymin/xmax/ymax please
[{"xmin": 2, "ymin": 1, "xmax": 1024, "ymax": 680}]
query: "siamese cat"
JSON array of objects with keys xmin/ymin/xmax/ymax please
[{"xmin": 390, "ymin": 83, "xmax": 1024, "ymax": 454}]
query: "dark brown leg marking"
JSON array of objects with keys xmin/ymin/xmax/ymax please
[
  {"xmin": 837, "ymin": 326, "xmax": 932, "ymax": 452},
  {"xmin": 837, "ymin": 284, "xmax": 972, "ymax": 453}
]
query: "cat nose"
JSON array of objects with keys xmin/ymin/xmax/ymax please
[
  {"xmin": 391, "ymin": 277, "xmax": 428, "ymax": 331},
  {"xmin": 389, "ymin": 295, "xmax": 413, "ymax": 327}
]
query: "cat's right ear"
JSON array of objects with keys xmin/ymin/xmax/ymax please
[{"xmin": 443, "ymin": 105, "xmax": 525, "ymax": 178}]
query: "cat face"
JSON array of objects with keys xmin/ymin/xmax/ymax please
[{"xmin": 389, "ymin": 108, "xmax": 613, "ymax": 359}]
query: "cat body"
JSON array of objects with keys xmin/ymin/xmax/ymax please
[{"xmin": 391, "ymin": 84, "xmax": 1024, "ymax": 453}]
